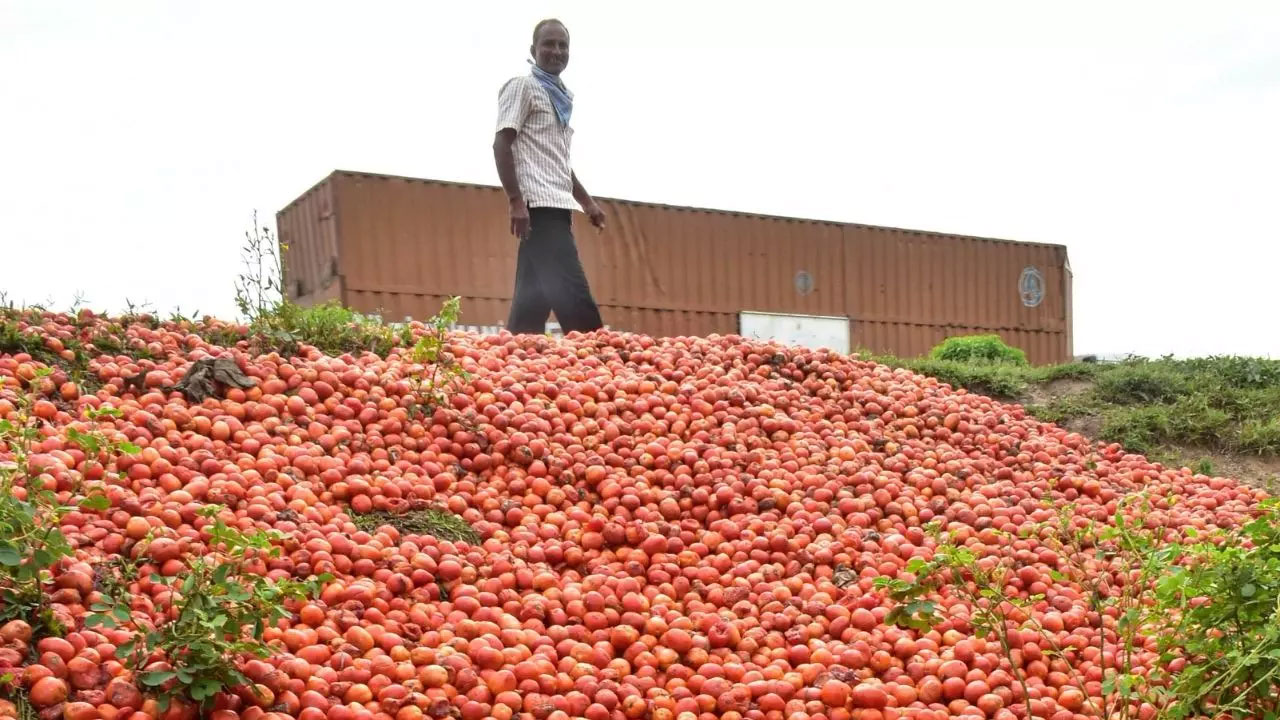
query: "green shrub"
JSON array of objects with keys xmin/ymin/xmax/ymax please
[
  {"xmin": 88, "ymin": 506, "xmax": 326, "ymax": 711},
  {"xmin": 1100, "ymin": 406, "xmax": 1171, "ymax": 455},
  {"xmin": 1153, "ymin": 501, "xmax": 1280, "ymax": 719},
  {"xmin": 1, "ymin": 375, "xmax": 136, "ymax": 637},
  {"xmin": 1191, "ymin": 458, "xmax": 1215, "ymax": 476},
  {"xmin": 1094, "ymin": 362, "xmax": 1189, "ymax": 405},
  {"xmin": 897, "ymin": 357, "xmax": 1029, "ymax": 399},
  {"xmin": 929, "ymin": 334, "xmax": 1028, "ymax": 366},
  {"xmin": 1164, "ymin": 396, "xmax": 1232, "ymax": 446},
  {"xmin": 263, "ymin": 301, "xmax": 399, "ymax": 357},
  {"xmin": 1031, "ymin": 361, "xmax": 1104, "ymax": 383},
  {"xmin": 1178, "ymin": 356, "xmax": 1280, "ymax": 390},
  {"xmin": 1238, "ymin": 418, "xmax": 1280, "ymax": 455}
]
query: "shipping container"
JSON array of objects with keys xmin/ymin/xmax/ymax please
[{"xmin": 278, "ymin": 170, "xmax": 1073, "ymax": 363}]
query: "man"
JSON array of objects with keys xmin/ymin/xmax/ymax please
[{"xmin": 493, "ymin": 18, "xmax": 606, "ymax": 336}]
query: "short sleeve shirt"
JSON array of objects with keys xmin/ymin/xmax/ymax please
[{"xmin": 495, "ymin": 75, "xmax": 578, "ymax": 210}]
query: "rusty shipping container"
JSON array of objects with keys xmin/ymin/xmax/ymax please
[{"xmin": 278, "ymin": 170, "xmax": 1073, "ymax": 364}]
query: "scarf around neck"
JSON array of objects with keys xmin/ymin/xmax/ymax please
[{"xmin": 529, "ymin": 60, "xmax": 573, "ymax": 126}]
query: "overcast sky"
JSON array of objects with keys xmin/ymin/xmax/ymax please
[{"xmin": 3, "ymin": 1, "xmax": 1278, "ymax": 358}]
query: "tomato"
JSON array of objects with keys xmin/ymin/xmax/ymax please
[{"xmin": 0, "ymin": 311, "xmax": 1263, "ymax": 720}]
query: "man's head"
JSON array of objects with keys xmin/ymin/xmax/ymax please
[{"xmin": 530, "ymin": 19, "xmax": 569, "ymax": 76}]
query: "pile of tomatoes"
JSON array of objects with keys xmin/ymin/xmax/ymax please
[{"xmin": 0, "ymin": 311, "xmax": 1262, "ymax": 720}]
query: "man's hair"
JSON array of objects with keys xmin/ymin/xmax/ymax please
[{"xmin": 533, "ymin": 18, "xmax": 568, "ymax": 43}]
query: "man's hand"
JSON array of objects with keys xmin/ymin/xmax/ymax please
[
  {"xmin": 585, "ymin": 201, "xmax": 606, "ymax": 231},
  {"xmin": 509, "ymin": 198, "xmax": 530, "ymax": 239}
]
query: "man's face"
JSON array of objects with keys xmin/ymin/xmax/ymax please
[{"xmin": 531, "ymin": 23, "xmax": 569, "ymax": 76}]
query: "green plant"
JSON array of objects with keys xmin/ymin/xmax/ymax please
[
  {"xmin": 1031, "ymin": 361, "xmax": 1104, "ymax": 383},
  {"xmin": 1094, "ymin": 362, "xmax": 1188, "ymax": 405},
  {"xmin": 875, "ymin": 527, "xmax": 1040, "ymax": 717},
  {"xmin": 230, "ymin": 211, "xmax": 405, "ymax": 357},
  {"xmin": 1151, "ymin": 501, "xmax": 1280, "ymax": 719},
  {"xmin": 3, "ymin": 689, "xmax": 36, "ymax": 720},
  {"xmin": 1191, "ymin": 458, "xmax": 1215, "ymax": 476},
  {"xmin": 87, "ymin": 505, "xmax": 327, "ymax": 711},
  {"xmin": 1178, "ymin": 356, "xmax": 1280, "ymax": 390},
  {"xmin": 234, "ymin": 210, "xmax": 286, "ymax": 325},
  {"xmin": 929, "ymin": 334, "xmax": 1028, "ymax": 366},
  {"xmin": 0, "ymin": 320, "xmax": 60, "ymax": 368},
  {"xmin": 877, "ymin": 496, "xmax": 1184, "ymax": 720},
  {"xmin": 1100, "ymin": 406, "xmax": 1171, "ymax": 456},
  {"xmin": 267, "ymin": 301, "xmax": 400, "ymax": 357},
  {"xmin": 0, "ymin": 374, "xmax": 134, "ymax": 636},
  {"xmin": 1238, "ymin": 418, "xmax": 1280, "ymax": 455},
  {"xmin": 404, "ymin": 297, "xmax": 468, "ymax": 416},
  {"xmin": 888, "ymin": 355, "xmax": 1030, "ymax": 399},
  {"xmin": 1043, "ymin": 496, "xmax": 1185, "ymax": 719}
]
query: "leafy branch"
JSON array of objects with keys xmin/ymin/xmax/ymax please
[
  {"xmin": 87, "ymin": 506, "xmax": 327, "ymax": 710},
  {"xmin": 0, "ymin": 372, "xmax": 137, "ymax": 636}
]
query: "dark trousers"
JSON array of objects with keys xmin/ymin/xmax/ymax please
[{"xmin": 507, "ymin": 207, "xmax": 604, "ymax": 334}]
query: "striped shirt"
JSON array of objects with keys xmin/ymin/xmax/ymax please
[{"xmin": 495, "ymin": 75, "xmax": 578, "ymax": 210}]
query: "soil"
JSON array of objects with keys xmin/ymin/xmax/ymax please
[{"xmin": 1020, "ymin": 378, "xmax": 1103, "ymax": 438}]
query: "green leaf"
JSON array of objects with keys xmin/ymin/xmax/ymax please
[
  {"xmin": 191, "ymin": 677, "xmax": 220, "ymax": 700},
  {"xmin": 79, "ymin": 495, "xmax": 111, "ymax": 511},
  {"xmin": 84, "ymin": 615, "xmax": 115, "ymax": 629},
  {"xmin": 140, "ymin": 670, "xmax": 176, "ymax": 686},
  {"xmin": 118, "ymin": 441, "xmax": 141, "ymax": 454},
  {"xmin": 212, "ymin": 563, "xmax": 232, "ymax": 585},
  {"xmin": 0, "ymin": 546, "xmax": 20, "ymax": 566},
  {"xmin": 1242, "ymin": 583, "xmax": 1257, "ymax": 598},
  {"xmin": 33, "ymin": 547, "xmax": 57, "ymax": 568}
]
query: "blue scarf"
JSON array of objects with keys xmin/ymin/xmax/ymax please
[{"xmin": 529, "ymin": 61, "xmax": 573, "ymax": 126}]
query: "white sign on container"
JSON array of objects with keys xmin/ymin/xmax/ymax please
[{"xmin": 738, "ymin": 311, "xmax": 850, "ymax": 354}]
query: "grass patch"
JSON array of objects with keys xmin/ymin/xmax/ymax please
[
  {"xmin": 888, "ymin": 356, "xmax": 1031, "ymax": 398},
  {"xmin": 4, "ymin": 689, "xmax": 38, "ymax": 720},
  {"xmin": 233, "ymin": 211, "xmax": 405, "ymax": 357},
  {"xmin": 350, "ymin": 508, "xmax": 480, "ymax": 545},
  {"xmin": 1191, "ymin": 458, "xmax": 1216, "ymax": 476},
  {"xmin": 0, "ymin": 317, "xmax": 61, "ymax": 366},
  {"xmin": 875, "ymin": 338, "xmax": 1280, "ymax": 461},
  {"xmin": 1238, "ymin": 418, "xmax": 1280, "ymax": 455},
  {"xmin": 250, "ymin": 301, "xmax": 403, "ymax": 357},
  {"xmin": 1093, "ymin": 362, "xmax": 1189, "ymax": 404}
]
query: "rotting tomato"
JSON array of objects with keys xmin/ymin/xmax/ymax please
[{"xmin": 0, "ymin": 312, "xmax": 1266, "ymax": 720}]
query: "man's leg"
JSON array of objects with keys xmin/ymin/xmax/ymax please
[
  {"xmin": 527, "ymin": 208, "xmax": 604, "ymax": 333},
  {"xmin": 506, "ymin": 224, "xmax": 552, "ymax": 334}
]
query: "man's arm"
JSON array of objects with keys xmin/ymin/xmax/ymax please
[
  {"xmin": 493, "ymin": 129, "xmax": 529, "ymax": 238},
  {"xmin": 572, "ymin": 172, "xmax": 606, "ymax": 231}
]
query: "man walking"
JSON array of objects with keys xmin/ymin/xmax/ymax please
[{"xmin": 493, "ymin": 18, "xmax": 606, "ymax": 335}]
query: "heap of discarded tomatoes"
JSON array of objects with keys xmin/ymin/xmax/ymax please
[{"xmin": 0, "ymin": 311, "xmax": 1264, "ymax": 720}]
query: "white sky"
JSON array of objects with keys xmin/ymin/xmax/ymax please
[{"xmin": 2, "ymin": 1, "xmax": 1278, "ymax": 358}]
